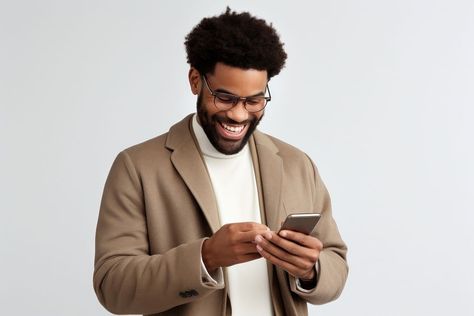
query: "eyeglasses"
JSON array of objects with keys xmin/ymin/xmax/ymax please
[{"xmin": 202, "ymin": 75, "xmax": 271, "ymax": 113}]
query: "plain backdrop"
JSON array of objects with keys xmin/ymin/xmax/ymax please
[{"xmin": 1, "ymin": 0, "xmax": 473, "ymax": 315}]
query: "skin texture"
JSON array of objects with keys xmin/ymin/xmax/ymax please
[
  {"xmin": 255, "ymin": 230, "xmax": 323, "ymax": 280},
  {"xmin": 188, "ymin": 63, "xmax": 323, "ymax": 280},
  {"xmin": 189, "ymin": 63, "xmax": 265, "ymax": 155},
  {"xmin": 201, "ymin": 222, "xmax": 270, "ymax": 272}
]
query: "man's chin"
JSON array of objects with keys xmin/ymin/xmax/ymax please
[
  {"xmin": 214, "ymin": 138, "xmax": 245, "ymax": 155},
  {"xmin": 211, "ymin": 120, "xmax": 261, "ymax": 155}
]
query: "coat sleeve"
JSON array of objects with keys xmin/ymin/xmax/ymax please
[
  {"xmin": 93, "ymin": 151, "xmax": 224, "ymax": 315},
  {"xmin": 288, "ymin": 156, "xmax": 349, "ymax": 305}
]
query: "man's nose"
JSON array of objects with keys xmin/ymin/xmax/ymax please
[{"xmin": 226, "ymin": 101, "xmax": 249, "ymax": 123}]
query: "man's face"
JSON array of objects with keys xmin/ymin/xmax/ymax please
[{"xmin": 195, "ymin": 63, "xmax": 268, "ymax": 155}]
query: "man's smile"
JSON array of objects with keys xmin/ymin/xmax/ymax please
[{"xmin": 216, "ymin": 121, "xmax": 249, "ymax": 141}]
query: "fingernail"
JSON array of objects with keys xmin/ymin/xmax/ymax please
[
  {"xmin": 279, "ymin": 231, "xmax": 287, "ymax": 237},
  {"xmin": 264, "ymin": 232, "xmax": 272, "ymax": 239}
]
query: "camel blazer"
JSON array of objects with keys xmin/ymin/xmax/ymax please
[{"xmin": 93, "ymin": 114, "xmax": 348, "ymax": 316}]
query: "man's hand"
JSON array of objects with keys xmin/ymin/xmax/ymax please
[
  {"xmin": 255, "ymin": 230, "xmax": 323, "ymax": 280},
  {"xmin": 202, "ymin": 222, "xmax": 270, "ymax": 273}
]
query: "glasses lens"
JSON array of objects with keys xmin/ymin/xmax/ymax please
[
  {"xmin": 206, "ymin": 75, "xmax": 270, "ymax": 113},
  {"xmin": 215, "ymin": 93, "xmax": 237, "ymax": 105},
  {"xmin": 244, "ymin": 97, "xmax": 267, "ymax": 112}
]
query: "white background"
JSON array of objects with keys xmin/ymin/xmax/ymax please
[{"xmin": 1, "ymin": 0, "xmax": 473, "ymax": 315}]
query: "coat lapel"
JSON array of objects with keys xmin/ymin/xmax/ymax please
[
  {"xmin": 165, "ymin": 116, "xmax": 284, "ymax": 233},
  {"xmin": 250, "ymin": 131, "xmax": 286, "ymax": 315},
  {"xmin": 251, "ymin": 131, "xmax": 284, "ymax": 231},
  {"xmin": 166, "ymin": 115, "xmax": 221, "ymax": 233}
]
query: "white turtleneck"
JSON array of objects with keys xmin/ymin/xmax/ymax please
[{"xmin": 192, "ymin": 114, "xmax": 273, "ymax": 316}]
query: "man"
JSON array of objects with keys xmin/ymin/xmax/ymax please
[{"xmin": 94, "ymin": 8, "xmax": 348, "ymax": 316}]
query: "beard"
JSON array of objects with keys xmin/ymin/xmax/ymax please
[{"xmin": 196, "ymin": 94, "xmax": 263, "ymax": 155}]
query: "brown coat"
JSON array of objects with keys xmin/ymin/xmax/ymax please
[{"xmin": 93, "ymin": 114, "xmax": 348, "ymax": 315}]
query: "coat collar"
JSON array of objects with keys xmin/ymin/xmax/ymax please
[{"xmin": 165, "ymin": 114, "xmax": 283, "ymax": 233}]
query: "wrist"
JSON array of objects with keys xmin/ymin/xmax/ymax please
[
  {"xmin": 298, "ymin": 269, "xmax": 317, "ymax": 290},
  {"xmin": 202, "ymin": 239, "xmax": 217, "ymax": 273}
]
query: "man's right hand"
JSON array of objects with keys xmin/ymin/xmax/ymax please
[{"xmin": 202, "ymin": 222, "xmax": 270, "ymax": 273}]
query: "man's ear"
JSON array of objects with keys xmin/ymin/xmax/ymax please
[{"xmin": 188, "ymin": 68, "xmax": 201, "ymax": 95}]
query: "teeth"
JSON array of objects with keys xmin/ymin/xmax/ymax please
[{"xmin": 221, "ymin": 123, "xmax": 244, "ymax": 133}]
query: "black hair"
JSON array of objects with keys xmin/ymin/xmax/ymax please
[{"xmin": 184, "ymin": 7, "xmax": 287, "ymax": 79}]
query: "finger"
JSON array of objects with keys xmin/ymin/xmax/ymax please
[
  {"xmin": 266, "ymin": 233, "xmax": 318, "ymax": 260},
  {"xmin": 237, "ymin": 229, "xmax": 271, "ymax": 243},
  {"xmin": 279, "ymin": 230, "xmax": 323, "ymax": 250},
  {"xmin": 255, "ymin": 235, "xmax": 311, "ymax": 271},
  {"xmin": 256, "ymin": 244, "xmax": 307, "ymax": 278},
  {"xmin": 228, "ymin": 222, "xmax": 269, "ymax": 233}
]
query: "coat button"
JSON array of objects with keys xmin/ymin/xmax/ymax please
[{"xmin": 179, "ymin": 289, "xmax": 199, "ymax": 298}]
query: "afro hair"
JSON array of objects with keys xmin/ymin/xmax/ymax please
[{"xmin": 184, "ymin": 7, "xmax": 287, "ymax": 79}]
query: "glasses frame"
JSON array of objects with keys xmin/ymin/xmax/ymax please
[{"xmin": 202, "ymin": 75, "xmax": 271, "ymax": 113}]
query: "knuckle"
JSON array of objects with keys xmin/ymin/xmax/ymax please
[
  {"xmin": 241, "ymin": 222, "xmax": 251, "ymax": 229},
  {"xmin": 317, "ymin": 240, "xmax": 324, "ymax": 250},
  {"xmin": 311, "ymin": 237, "xmax": 323, "ymax": 249},
  {"xmin": 250, "ymin": 223, "xmax": 261, "ymax": 231},
  {"xmin": 303, "ymin": 261, "xmax": 314, "ymax": 271},
  {"xmin": 287, "ymin": 244, "xmax": 298, "ymax": 254},
  {"xmin": 229, "ymin": 234, "xmax": 238, "ymax": 244},
  {"xmin": 289, "ymin": 267, "xmax": 300, "ymax": 278},
  {"xmin": 297, "ymin": 235, "xmax": 307, "ymax": 245},
  {"xmin": 309, "ymin": 253, "xmax": 318, "ymax": 263}
]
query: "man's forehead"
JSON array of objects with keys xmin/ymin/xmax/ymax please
[
  {"xmin": 206, "ymin": 63, "xmax": 268, "ymax": 94},
  {"xmin": 210, "ymin": 63, "xmax": 267, "ymax": 80}
]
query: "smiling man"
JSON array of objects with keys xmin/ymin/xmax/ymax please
[
  {"xmin": 94, "ymin": 8, "xmax": 348, "ymax": 316},
  {"xmin": 194, "ymin": 64, "xmax": 267, "ymax": 155}
]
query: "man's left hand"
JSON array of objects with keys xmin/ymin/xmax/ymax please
[{"xmin": 255, "ymin": 230, "xmax": 323, "ymax": 280}]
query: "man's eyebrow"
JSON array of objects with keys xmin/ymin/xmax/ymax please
[
  {"xmin": 214, "ymin": 88, "xmax": 234, "ymax": 94},
  {"xmin": 215, "ymin": 88, "xmax": 266, "ymax": 98}
]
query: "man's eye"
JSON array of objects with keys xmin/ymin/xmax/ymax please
[
  {"xmin": 246, "ymin": 98, "xmax": 263, "ymax": 105},
  {"xmin": 216, "ymin": 94, "xmax": 236, "ymax": 104}
]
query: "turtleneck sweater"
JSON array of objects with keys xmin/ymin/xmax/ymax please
[{"xmin": 192, "ymin": 114, "xmax": 273, "ymax": 316}]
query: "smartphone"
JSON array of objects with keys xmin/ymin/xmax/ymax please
[{"xmin": 279, "ymin": 213, "xmax": 321, "ymax": 235}]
